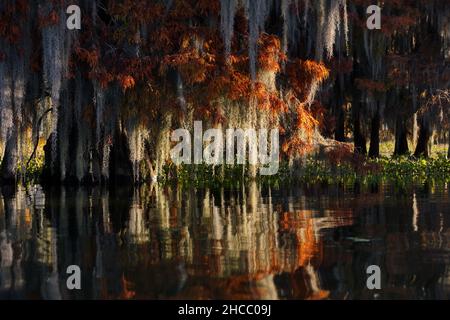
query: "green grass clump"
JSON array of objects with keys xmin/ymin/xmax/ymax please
[
  {"xmin": 19, "ymin": 155, "xmax": 45, "ymax": 184},
  {"xmin": 374, "ymin": 156, "xmax": 450, "ymax": 182},
  {"xmin": 158, "ymin": 156, "xmax": 450, "ymax": 188}
]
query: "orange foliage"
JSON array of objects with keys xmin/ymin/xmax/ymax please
[
  {"xmin": 208, "ymin": 69, "xmax": 252, "ymax": 102},
  {"xmin": 161, "ymin": 36, "xmax": 216, "ymax": 85},
  {"xmin": 325, "ymin": 143, "xmax": 355, "ymax": 166},
  {"xmin": 252, "ymin": 82, "xmax": 287, "ymax": 116},
  {"xmin": 287, "ymin": 59, "xmax": 330, "ymax": 102},
  {"xmin": 296, "ymin": 103, "xmax": 319, "ymax": 135},
  {"xmin": 75, "ymin": 47, "xmax": 100, "ymax": 69},
  {"xmin": 282, "ymin": 98, "xmax": 319, "ymax": 157},
  {"xmin": 120, "ymin": 275, "xmax": 136, "ymax": 300},
  {"xmin": 65, "ymin": 1, "xmax": 330, "ymax": 160},
  {"xmin": 119, "ymin": 75, "xmax": 136, "ymax": 92},
  {"xmin": 258, "ymin": 34, "xmax": 286, "ymax": 73}
]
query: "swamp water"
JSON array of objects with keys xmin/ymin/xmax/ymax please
[{"xmin": 0, "ymin": 182, "xmax": 450, "ymax": 300}]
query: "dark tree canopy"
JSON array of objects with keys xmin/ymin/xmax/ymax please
[{"xmin": 0, "ymin": 0, "xmax": 449, "ymax": 185}]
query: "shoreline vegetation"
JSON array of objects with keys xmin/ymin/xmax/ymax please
[
  {"xmin": 5, "ymin": 151, "xmax": 450, "ymax": 189},
  {"xmin": 162, "ymin": 158, "xmax": 450, "ymax": 191}
]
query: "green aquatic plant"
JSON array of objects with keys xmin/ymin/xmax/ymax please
[
  {"xmin": 156, "ymin": 156, "xmax": 450, "ymax": 188},
  {"xmin": 10, "ymin": 152, "xmax": 450, "ymax": 189}
]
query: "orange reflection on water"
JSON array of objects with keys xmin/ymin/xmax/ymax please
[{"xmin": 3, "ymin": 183, "xmax": 449, "ymax": 300}]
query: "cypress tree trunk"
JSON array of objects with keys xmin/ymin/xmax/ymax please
[
  {"xmin": 394, "ymin": 117, "xmax": 409, "ymax": 156},
  {"xmin": 109, "ymin": 128, "xmax": 134, "ymax": 185},
  {"xmin": 335, "ymin": 104, "xmax": 346, "ymax": 142},
  {"xmin": 0, "ymin": 128, "xmax": 19, "ymax": 185},
  {"xmin": 353, "ymin": 102, "xmax": 367, "ymax": 155},
  {"xmin": 414, "ymin": 121, "xmax": 431, "ymax": 158},
  {"xmin": 334, "ymin": 78, "xmax": 346, "ymax": 142},
  {"xmin": 369, "ymin": 110, "xmax": 381, "ymax": 158},
  {"xmin": 448, "ymin": 127, "xmax": 450, "ymax": 159}
]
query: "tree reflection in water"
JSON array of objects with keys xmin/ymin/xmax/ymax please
[{"xmin": 0, "ymin": 182, "xmax": 450, "ymax": 300}]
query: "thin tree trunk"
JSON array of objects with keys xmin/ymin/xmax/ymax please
[
  {"xmin": 394, "ymin": 117, "xmax": 409, "ymax": 156},
  {"xmin": 414, "ymin": 121, "xmax": 431, "ymax": 158},
  {"xmin": 109, "ymin": 128, "xmax": 134, "ymax": 185},
  {"xmin": 0, "ymin": 128, "xmax": 19, "ymax": 184},
  {"xmin": 369, "ymin": 110, "xmax": 381, "ymax": 158},
  {"xmin": 447, "ymin": 126, "xmax": 450, "ymax": 159},
  {"xmin": 353, "ymin": 102, "xmax": 367, "ymax": 155},
  {"xmin": 334, "ymin": 78, "xmax": 346, "ymax": 142},
  {"xmin": 335, "ymin": 104, "xmax": 346, "ymax": 142}
]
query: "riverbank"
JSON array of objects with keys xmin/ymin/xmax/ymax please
[
  {"xmin": 3, "ymin": 154, "xmax": 450, "ymax": 188},
  {"xmin": 126, "ymin": 156, "xmax": 450, "ymax": 188}
]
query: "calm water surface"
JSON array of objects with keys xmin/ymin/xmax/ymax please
[{"xmin": 0, "ymin": 182, "xmax": 449, "ymax": 300}]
